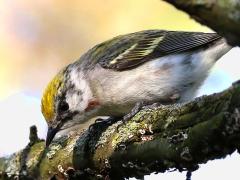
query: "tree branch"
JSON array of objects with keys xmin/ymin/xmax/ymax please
[
  {"xmin": 1, "ymin": 81, "xmax": 240, "ymax": 179},
  {"xmin": 163, "ymin": 0, "xmax": 240, "ymax": 46}
]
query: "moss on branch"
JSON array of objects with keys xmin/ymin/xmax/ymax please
[{"xmin": 1, "ymin": 81, "xmax": 240, "ymax": 179}]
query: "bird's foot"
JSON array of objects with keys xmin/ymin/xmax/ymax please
[
  {"xmin": 123, "ymin": 101, "xmax": 149, "ymax": 122},
  {"xmin": 89, "ymin": 116, "xmax": 120, "ymax": 131},
  {"xmin": 122, "ymin": 101, "xmax": 165, "ymax": 122}
]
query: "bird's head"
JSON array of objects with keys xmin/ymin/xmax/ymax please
[{"xmin": 41, "ymin": 67, "xmax": 100, "ymax": 146}]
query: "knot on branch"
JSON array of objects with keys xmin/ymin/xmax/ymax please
[{"xmin": 224, "ymin": 108, "xmax": 240, "ymax": 136}]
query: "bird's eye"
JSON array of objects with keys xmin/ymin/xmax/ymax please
[{"xmin": 58, "ymin": 101, "xmax": 69, "ymax": 112}]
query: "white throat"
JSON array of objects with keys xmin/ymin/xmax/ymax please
[{"xmin": 66, "ymin": 68, "xmax": 93, "ymax": 112}]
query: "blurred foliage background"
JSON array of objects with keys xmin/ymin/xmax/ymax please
[{"xmin": 0, "ymin": 0, "xmax": 210, "ymax": 100}]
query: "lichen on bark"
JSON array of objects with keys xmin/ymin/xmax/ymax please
[{"xmin": 1, "ymin": 82, "xmax": 240, "ymax": 179}]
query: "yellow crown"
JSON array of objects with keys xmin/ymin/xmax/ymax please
[{"xmin": 41, "ymin": 72, "xmax": 64, "ymax": 123}]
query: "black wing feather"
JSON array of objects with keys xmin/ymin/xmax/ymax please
[{"xmin": 83, "ymin": 30, "xmax": 222, "ymax": 71}]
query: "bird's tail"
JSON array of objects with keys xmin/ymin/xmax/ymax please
[{"xmin": 207, "ymin": 37, "xmax": 232, "ymax": 61}]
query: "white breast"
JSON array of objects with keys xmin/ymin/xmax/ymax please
[{"xmin": 89, "ymin": 40, "xmax": 231, "ymax": 116}]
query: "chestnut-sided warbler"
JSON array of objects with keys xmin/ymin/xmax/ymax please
[{"xmin": 41, "ymin": 30, "xmax": 232, "ymax": 146}]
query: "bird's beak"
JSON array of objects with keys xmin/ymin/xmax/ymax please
[{"xmin": 46, "ymin": 121, "xmax": 62, "ymax": 147}]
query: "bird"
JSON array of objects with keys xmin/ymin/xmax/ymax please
[{"xmin": 41, "ymin": 30, "xmax": 232, "ymax": 146}]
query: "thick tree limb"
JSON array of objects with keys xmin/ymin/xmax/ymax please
[
  {"xmin": 163, "ymin": 0, "xmax": 240, "ymax": 46},
  {"xmin": 1, "ymin": 81, "xmax": 240, "ymax": 179}
]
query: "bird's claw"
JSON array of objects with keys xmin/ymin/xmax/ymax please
[
  {"xmin": 89, "ymin": 117, "xmax": 118, "ymax": 131},
  {"xmin": 123, "ymin": 101, "xmax": 148, "ymax": 122}
]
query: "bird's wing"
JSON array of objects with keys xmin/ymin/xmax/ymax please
[{"xmin": 81, "ymin": 30, "xmax": 221, "ymax": 71}]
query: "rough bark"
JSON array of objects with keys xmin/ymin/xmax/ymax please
[
  {"xmin": 1, "ymin": 81, "xmax": 240, "ymax": 179},
  {"xmin": 163, "ymin": 0, "xmax": 240, "ymax": 46}
]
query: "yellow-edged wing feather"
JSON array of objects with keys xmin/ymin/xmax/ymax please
[{"xmin": 94, "ymin": 30, "xmax": 221, "ymax": 70}]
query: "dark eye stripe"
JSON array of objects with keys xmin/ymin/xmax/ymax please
[{"xmin": 58, "ymin": 101, "xmax": 69, "ymax": 112}]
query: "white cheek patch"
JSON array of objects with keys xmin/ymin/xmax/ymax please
[
  {"xmin": 66, "ymin": 69, "xmax": 93, "ymax": 112},
  {"xmin": 66, "ymin": 93, "xmax": 82, "ymax": 110}
]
